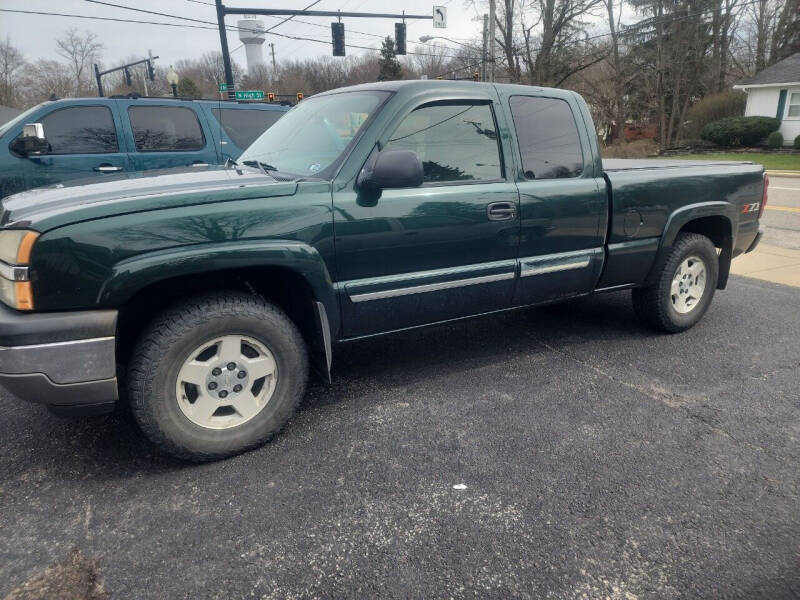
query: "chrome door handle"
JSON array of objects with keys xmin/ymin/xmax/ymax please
[
  {"xmin": 94, "ymin": 165, "xmax": 123, "ymax": 172},
  {"xmin": 487, "ymin": 201, "xmax": 516, "ymax": 221}
]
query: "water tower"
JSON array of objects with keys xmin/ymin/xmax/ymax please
[{"xmin": 237, "ymin": 16, "xmax": 266, "ymax": 72}]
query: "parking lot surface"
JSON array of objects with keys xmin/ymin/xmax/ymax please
[{"xmin": 1, "ymin": 275, "xmax": 799, "ymax": 599}]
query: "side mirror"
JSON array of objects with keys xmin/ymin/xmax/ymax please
[
  {"xmin": 358, "ymin": 150, "xmax": 424, "ymax": 191},
  {"xmin": 10, "ymin": 123, "xmax": 49, "ymax": 157}
]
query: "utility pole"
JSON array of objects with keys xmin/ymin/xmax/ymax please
[
  {"xmin": 481, "ymin": 14, "xmax": 488, "ymax": 82},
  {"xmin": 269, "ymin": 42, "xmax": 276, "ymax": 70},
  {"xmin": 488, "ymin": 0, "xmax": 496, "ymax": 82}
]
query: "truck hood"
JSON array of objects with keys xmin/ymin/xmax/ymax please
[{"xmin": 0, "ymin": 165, "xmax": 299, "ymax": 231}]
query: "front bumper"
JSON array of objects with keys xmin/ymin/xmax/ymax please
[{"xmin": 0, "ymin": 304, "xmax": 118, "ymax": 413}]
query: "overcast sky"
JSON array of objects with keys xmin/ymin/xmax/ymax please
[{"xmin": 2, "ymin": 0, "xmax": 490, "ymax": 71}]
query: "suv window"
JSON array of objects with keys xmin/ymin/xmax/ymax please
[
  {"xmin": 37, "ymin": 106, "xmax": 118, "ymax": 154},
  {"xmin": 384, "ymin": 102, "xmax": 502, "ymax": 184},
  {"xmin": 509, "ymin": 96, "xmax": 583, "ymax": 179},
  {"xmin": 211, "ymin": 108, "xmax": 283, "ymax": 149},
  {"xmin": 129, "ymin": 106, "xmax": 205, "ymax": 152}
]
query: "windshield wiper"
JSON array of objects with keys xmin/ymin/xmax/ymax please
[{"xmin": 242, "ymin": 160, "xmax": 279, "ymax": 172}]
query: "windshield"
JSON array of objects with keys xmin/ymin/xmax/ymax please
[
  {"xmin": 239, "ymin": 90, "xmax": 389, "ymax": 178},
  {"xmin": 0, "ymin": 103, "xmax": 45, "ymax": 137}
]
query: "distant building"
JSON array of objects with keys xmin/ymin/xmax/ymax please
[
  {"xmin": 0, "ymin": 105, "xmax": 22, "ymax": 126},
  {"xmin": 733, "ymin": 53, "xmax": 800, "ymax": 146}
]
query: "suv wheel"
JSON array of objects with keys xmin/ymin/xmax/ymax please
[
  {"xmin": 632, "ymin": 232, "xmax": 719, "ymax": 333},
  {"xmin": 128, "ymin": 292, "xmax": 308, "ymax": 461}
]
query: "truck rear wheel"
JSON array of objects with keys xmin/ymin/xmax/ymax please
[
  {"xmin": 632, "ymin": 232, "xmax": 718, "ymax": 333},
  {"xmin": 128, "ymin": 292, "xmax": 308, "ymax": 461}
]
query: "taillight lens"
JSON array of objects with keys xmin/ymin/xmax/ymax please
[{"xmin": 759, "ymin": 174, "xmax": 768, "ymax": 219}]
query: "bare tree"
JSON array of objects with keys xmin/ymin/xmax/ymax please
[
  {"xmin": 176, "ymin": 51, "xmax": 243, "ymax": 97},
  {"xmin": 495, "ymin": 0, "xmax": 523, "ymax": 82},
  {"xmin": 56, "ymin": 28, "xmax": 103, "ymax": 96},
  {"xmin": 22, "ymin": 59, "xmax": 75, "ymax": 103},
  {"xmin": 709, "ymin": 0, "xmax": 742, "ymax": 92},
  {"xmin": 410, "ymin": 42, "xmax": 451, "ymax": 79},
  {"xmin": 0, "ymin": 37, "xmax": 26, "ymax": 108},
  {"xmin": 769, "ymin": 0, "xmax": 800, "ymax": 64},
  {"xmin": 521, "ymin": 0, "xmax": 604, "ymax": 86}
]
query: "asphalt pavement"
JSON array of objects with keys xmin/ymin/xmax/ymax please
[{"xmin": 2, "ymin": 273, "xmax": 799, "ymax": 598}]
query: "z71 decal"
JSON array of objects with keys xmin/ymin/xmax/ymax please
[{"xmin": 742, "ymin": 202, "xmax": 760, "ymax": 214}]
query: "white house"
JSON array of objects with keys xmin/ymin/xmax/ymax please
[{"xmin": 733, "ymin": 53, "xmax": 800, "ymax": 146}]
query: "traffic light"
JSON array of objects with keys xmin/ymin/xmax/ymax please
[
  {"xmin": 331, "ymin": 22, "xmax": 345, "ymax": 57},
  {"xmin": 124, "ymin": 67, "xmax": 132, "ymax": 87},
  {"xmin": 296, "ymin": 92, "xmax": 304, "ymax": 102},
  {"xmin": 395, "ymin": 23, "xmax": 406, "ymax": 55},
  {"xmin": 146, "ymin": 59, "xmax": 155, "ymax": 81},
  {"xmin": 267, "ymin": 92, "xmax": 275, "ymax": 102}
]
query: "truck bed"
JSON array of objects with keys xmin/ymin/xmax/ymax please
[{"xmin": 597, "ymin": 158, "xmax": 765, "ymax": 290}]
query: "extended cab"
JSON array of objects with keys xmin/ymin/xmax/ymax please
[
  {"xmin": 0, "ymin": 97, "xmax": 288, "ymax": 198},
  {"xmin": 0, "ymin": 81, "xmax": 766, "ymax": 460}
]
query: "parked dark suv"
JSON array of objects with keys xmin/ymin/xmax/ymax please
[{"xmin": 0, "ymin": 97, "xmax": 289, "ymax": 198}]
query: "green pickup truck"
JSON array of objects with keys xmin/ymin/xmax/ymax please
[{"xmin": 0, "ymin": 81, "xmax": 766, "ymax": 460}]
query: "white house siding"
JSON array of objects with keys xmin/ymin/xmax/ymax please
[{"xmin": 743, "ymin": 85, "xmax": 800, "ymax": 146}]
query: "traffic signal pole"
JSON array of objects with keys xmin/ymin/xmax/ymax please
[
  {"xmin": 94, "ymin": 55, "xmax": 159, "ymax": 97},
  {"xmin": 214, "ymin": 1, "xmax": 434, "ymax": 98},
  {"xmin": 215, "ymin": 0, "xmax": 236, "ymax": 99}
]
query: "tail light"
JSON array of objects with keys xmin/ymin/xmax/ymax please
[{"xmin": 759, "ymin": 173, "xmax": 768, "ymax": 219}]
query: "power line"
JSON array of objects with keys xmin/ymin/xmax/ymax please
[
  {"xmin": 0, "ymin": 5, "xmax": 467, "ymax": 61},
  {"xmin": 0, "ymin": 8, "xmax": 223, "ymax": 31},
  {"xmin": 6, "ymin": 0, "xmax": 760, "ymax": 71},
  {"xmin": 76, "ymin": 0, "xmax": 473, "ymax": 60},
  {"xmin": 264, "ymin": 0, "xmax": 324, "ymax": 34}
]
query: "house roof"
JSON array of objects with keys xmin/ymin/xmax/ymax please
[{"xmin": 735, "ymin": 53, "xmax": 800, "ymax": 87}]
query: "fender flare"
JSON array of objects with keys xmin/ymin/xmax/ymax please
[
  {"xmin": 98, "ymin": 239, "xmax": 339, "ymax": 372},
  {"xmin": 647, "ymin": 201, "xmax": 737, "ymax": 288}
]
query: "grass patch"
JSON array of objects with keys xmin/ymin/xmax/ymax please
[{"xmin": 658, "ymin": 152, "xmax": 800, "ymax": 171}]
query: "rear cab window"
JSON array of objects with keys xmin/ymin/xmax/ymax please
[
  {"xmin": 210, "ymin": 108, "xmax": 283, "ymax": 149},
  {"xmin": 508, "ymin": 95, "xmax": 584, "ymax": 179},
  {"xmin": 128, "ymin": 106, "xmax": 205, "ymax": 152}
]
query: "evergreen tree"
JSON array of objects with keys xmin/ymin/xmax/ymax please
[
  {"xmin": 177, "ymin": 77, "xmax": 202, "ymax": 98},
  {"xmin": 378, "ymin": 36, "xmax": 403, "ymax": 81}
]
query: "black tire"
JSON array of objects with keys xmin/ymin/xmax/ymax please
[
  {"xmin": 128, "ymin": 292, "xmax": 308, "ymax": 461},
  {"xmin": 632, "ymin": 232, "xmax": 719, "ymax": 333}
]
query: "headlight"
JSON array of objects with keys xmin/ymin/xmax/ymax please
[
  {"xmin": 0, "ymin": 229, "xmax": 38, "ymax": 265},
  {"xmin": 0, "ymin": 229, "xmax": 39, "ymax": 310}
]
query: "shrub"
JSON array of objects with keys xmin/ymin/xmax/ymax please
[
  {"xmin": 684, "ymin": 91, "xmax": 747, "ymax": 140},
  {"xmin": 700, "ymin": 116, "xmax": 781, "ymax": 146},
  {"xmin": 795, "ymin": 135, "xmax": 800, "ymax": 150},
  {"xmin": 767, "ymin": 131, "xmax": 784, "ymax": 149}
]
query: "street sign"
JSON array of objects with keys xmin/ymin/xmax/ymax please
[
  {"xmin": 432, "ymin": 6, "xmax": 447, "ymax": 28},
  {"xmin": 218, "ymin": 83, "xmax": 228, "ymax": 92},
  {"xmin": 235, "ymin": 90, "xmax": 265, "ymax": 100}
]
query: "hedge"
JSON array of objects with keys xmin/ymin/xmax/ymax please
[{"xmin": 700, "ymin": 116, "xmax": 781, "ymax": 146}]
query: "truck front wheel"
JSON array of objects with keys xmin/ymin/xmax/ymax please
[
  {"xmin": 128, "ymin": 292, "xmax": 308, "ymax": 461},
  {"xmin": 632, "ymin": 233, "xmax": 719, "ymax": 333}
]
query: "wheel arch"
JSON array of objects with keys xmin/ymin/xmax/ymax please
[
  {"xmin": 647, "ymin": 203, "xmax": 736, "ymax": 290},
  {"xmin": 108, "ymin": 240, "xmax": 337, "ymax": 381}
]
